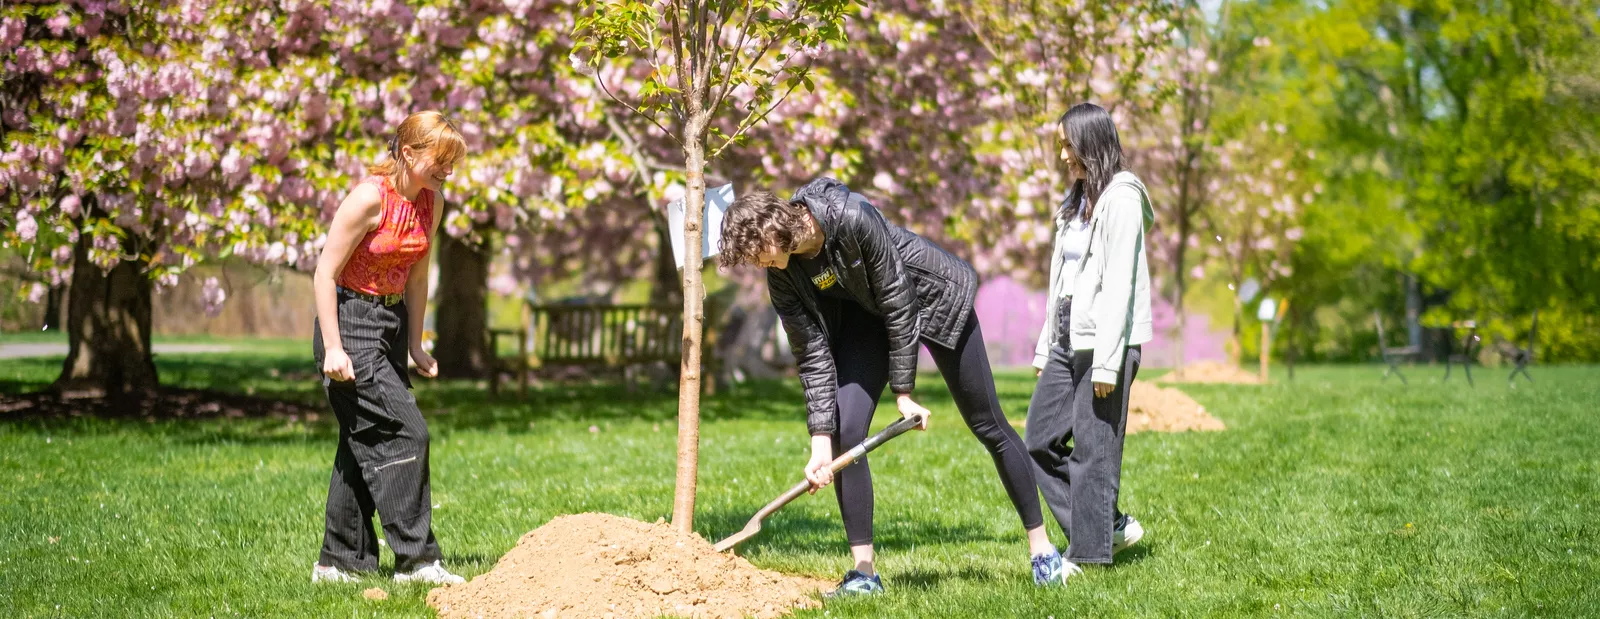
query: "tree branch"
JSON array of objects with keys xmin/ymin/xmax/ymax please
[
  {"xmin": 669, "ymin": 0, "xmax": 686, "ymax": 87},
  {"xmin": 684, "ymin": 0, "xmax": 703, "ymax": 103},
  {"xmin": 581, "ymin": 62, "xmax": 684, "ymax": 148},
  {"xmin": 706, "ymin": 1, "xmax": 729, "ymax": 91},
  {"xmin": 1, "ymin": 265, "xmax": 48, "ymax": 284},
  {"xmin": 709, "ymin": 62, "xmax": 812, "ymax": 159},
  {"xmin": 710, "ymin": 2, "xmax": 761, "ymax": 112},
  {"xmin": 710, "ymin": 8, "xmax": 771, "ymax": 120},
  {"xmin": 604, "ymin": 110, "xmax": 689, "ymax": 181}
]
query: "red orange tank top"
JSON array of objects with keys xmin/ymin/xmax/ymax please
[{"xmin": 336, "ymin": 175, "xmax": 435, "ymax": 296}]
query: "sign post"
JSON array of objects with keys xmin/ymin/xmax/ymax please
[{"xmin": 1257, "ymin": 297, "xmax": 1278, "ymax": 382}]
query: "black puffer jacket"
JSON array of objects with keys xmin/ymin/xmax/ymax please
[{"xmin": 767, "ymin": 178, "xmax": 979, "ymax": 436}]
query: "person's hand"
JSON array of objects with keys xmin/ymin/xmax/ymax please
[
  {"xmin": 804, "ymin": 436, "xmax": 834, "ymax": 494},
  {"xmin": 1036, "ymin": 368, "xmax": 1043, "ymax": 378},
  {"xmin": 1094, "ymin": 381, "xmax": 1115, "ymax": 398},
  {"xmin": 897, "ymin": 393, "xmax": 931, "ymax": 430},
  {"xmin": 322, "ymin": 348, "xmax": 355, "ymax": 382},
  {"xmin": 411, "ymin": 346, "xmax": 438, "ymax": 378}
]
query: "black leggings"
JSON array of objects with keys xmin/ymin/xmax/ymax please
[{"xmin": 830, "ymin": 302, "xmax": 1044, "ymax": 545}]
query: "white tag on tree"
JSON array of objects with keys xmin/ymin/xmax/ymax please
[{"xmin": 665, "ymin": 183, "xmax": 735, "ymax": 269}]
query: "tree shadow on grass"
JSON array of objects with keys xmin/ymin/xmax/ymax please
[
  {"xmin": 890, "ymin": 565, "xmax": 1006, "ymax": 590},
  {"xmin": 1110, "ymin": 544, "xmax": 1153, "ymax": 565},
  {"xmin": 1, "ymin": 371, "xmax": 832, "ymax": 447},
  {"xmin": 3, "ymin": 345, "xmax": 990, "ymax": 447}
]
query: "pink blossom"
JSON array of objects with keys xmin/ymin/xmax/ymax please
[
  {"xmin": 201, "ymin": 277, "xmax": 226, "ymax": 317},
  {"xmin": 60, "ymin": 195, "xmax": 82, "ymax": 217},
  {"xmin": 0, "ymin": 18, "xmax": 25, "ymax": 51},
  {"xmin": 15, "ymin": 212, "xmax": 37, "ymax": 241}
]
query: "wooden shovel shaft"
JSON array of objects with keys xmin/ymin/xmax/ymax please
[{"xmin": 712, "ymin": 415, "xmax": 921, "ymax": 552}]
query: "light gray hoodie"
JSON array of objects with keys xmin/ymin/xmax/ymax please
[{"xmin": 1068, "ymin": 170, "xmax": 1155, "ymax": 385}]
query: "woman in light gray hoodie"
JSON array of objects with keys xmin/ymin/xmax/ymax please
[{"xmin": 1024, "ymin": 102, "xmax": 1155, "ymax": 580}]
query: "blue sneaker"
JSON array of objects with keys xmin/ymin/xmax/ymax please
[
  {"xmin": 1031, "ymin": 550, "xmax": 1082, "ymax": 586},
  {"xmin": 826, "ymin": 570, "xmax": 884, "ymax": 597}
]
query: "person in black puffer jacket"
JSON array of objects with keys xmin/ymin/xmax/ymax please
[{"xmin": 718, "ymin": 178, "xmax": 1070, "ymax": 595}]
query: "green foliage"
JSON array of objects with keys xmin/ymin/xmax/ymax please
[{"xmin": 1217, "ymin": 0, "xmax": 1600, "ymax": 361}]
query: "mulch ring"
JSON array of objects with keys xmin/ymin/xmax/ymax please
[{"xmin": 0, "ymin": 387, "xmax": 321, "ymax": 421}]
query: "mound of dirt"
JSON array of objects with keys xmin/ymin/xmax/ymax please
[
  {"xmin": 1009, "ymin": 380, "xmax": 1224, "ymax": 434},
  {"xmin": 1127, "ymin": 380, "xmax": 1226, "ymax": 433},
  {"xmin": 427, "ymin": 513, "xmax": 829, "ymax": 619},
  {"xmin": 1154, "ymin": 361, "xmax": 1264, "ymax": 385}
]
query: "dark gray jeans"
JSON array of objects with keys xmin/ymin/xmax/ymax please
[{"xmin": 1024, "ymin": 305, "xmax": 1140, "ymax": 563}]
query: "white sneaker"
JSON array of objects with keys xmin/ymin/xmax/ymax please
[
  {"xmin": 1062, "ymin": 559, "xmax": 1084, "ymax": 582},
  {"xmin": 312, "ymin": 563, "xmax": 360, "ymax": 583},
  {"xmin": 1113, "ymin": 515, "xmax": 1144, "ymax": 555},
  {"xmin": 394, "ymin": 560, "xmax": 465, "ymax": 585}
]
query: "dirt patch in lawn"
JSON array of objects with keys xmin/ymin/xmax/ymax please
[
  {"xmin": 1126, "ymin": 380, "xmax": 1226, "ymax": 433},
  {"xmin": 1154, "ymin": 360, "xmax": 1264, "ymax": 385},
  {"xmin": 427, "ymin": 513, "xmax": 829, "ymax": 619},
  {"xmin": 1010, "ymin": 380, "xmax": 1225, "ymax": 434}
]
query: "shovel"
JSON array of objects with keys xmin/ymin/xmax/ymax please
[{"xmin": 712, "ymin": 414, "xmax": 924, "ymax": 553}]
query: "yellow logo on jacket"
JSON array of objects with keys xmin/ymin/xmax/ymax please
[{"xmin": 811, "ymin": 268, "xmax": 839, "ymax": 290}]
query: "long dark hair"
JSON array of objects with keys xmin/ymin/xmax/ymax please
[{"xmin": 1058, "ymin": 102, "xmax": 1124, "ymax": 222}]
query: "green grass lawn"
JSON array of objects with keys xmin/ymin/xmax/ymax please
[{"xmin": 2, "ymin": 346, "xmax": 1597, "ymax": 618}]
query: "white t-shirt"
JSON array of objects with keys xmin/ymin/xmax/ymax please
[{"xmin": 1056, "ymin": 210, "xmax": 1091, "ymax": 298}]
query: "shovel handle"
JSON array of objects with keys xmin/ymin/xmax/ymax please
[
  {"xmin": 754, "ymin": 415, "xmax": 923, "ymax": 520},
  {"xmin": 828, "ymin": 414, "xmax": 922, "ymax": 473}
]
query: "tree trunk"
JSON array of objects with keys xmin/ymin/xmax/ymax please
[
  {"xmin": 1230, "ymin": 292, "xmax": 1243, "ymax": 367},
  {"xmin": 1172, "ymin": 203, "xmax": 1191, "ymax": 373},
  {"xmin": 1404, "ymin": 272, "xmax": 1422, "ymax": 352},
  {"xmin": 435, "ymin": 231, "xmax": 492, "ymax": 379},
  {"xmin": 55, "ymin": 228, "xmax": 159, "ymax": 401},
  {"xmin": 672, "ymin": 115, "xmax": 709, "ymax": 534},
  {"xmin": 651, "ymin": 210, "xmax": 684, "ymax": 306},
  {"xmin": 1286, "ymin": 302, "xmax": 1299, "ymax": 381},
  {"xmin": 43, "ymin": 285, "xmax": 65, "ymax": 331}
]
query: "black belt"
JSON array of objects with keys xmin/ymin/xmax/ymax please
[{"xmin": 338, "ymin": 286, "xmax": 404, "ymax": 306}]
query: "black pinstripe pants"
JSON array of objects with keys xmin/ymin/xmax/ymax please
[{"xmin": 312, "ymin": 291, "xmax": 441, "ymax": 573}]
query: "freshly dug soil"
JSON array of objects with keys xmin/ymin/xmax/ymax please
[
  {"xmin": 1154, "ymin": 361, "xmax": 1265, "ymax": 385},
  {"xmin": 1126, "ymin": 380, "xmax": 1226, "ymax": 433},
  {"xmin": 427, "ymin": 513, "xmax": 829, "ymax": 619}
]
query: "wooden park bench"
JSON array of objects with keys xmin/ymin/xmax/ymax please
[{"xmin": 485, "ymin": 300, "xmax": 723, "ymax": 397}]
